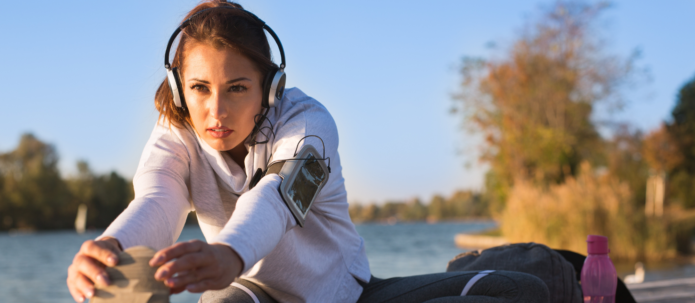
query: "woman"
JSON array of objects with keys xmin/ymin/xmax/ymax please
[{"xmin": 66, "ymin": 1, "xmax": 549, "ymax": 303}]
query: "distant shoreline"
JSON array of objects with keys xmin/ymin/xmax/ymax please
[{"xmin": 352, "ymin": 217, "xmax": 495, "ymax": 225}]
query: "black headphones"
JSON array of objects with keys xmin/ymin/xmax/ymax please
[{"xmin": 164, "ymin": 6, "xmax": 287, "ymax": 110}]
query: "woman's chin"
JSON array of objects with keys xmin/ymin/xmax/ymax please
[{"xmin": 204, "ymin": 137, "xmax": 240, "ymax": 152}]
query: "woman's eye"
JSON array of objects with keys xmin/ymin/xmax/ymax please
[
  {"xmin": 229, "ymin": 84, "xmax": 247, "ymax": 93},
  {"xmin": 191, "ymin": 84, "xmax": 209, "ymax": 92}
]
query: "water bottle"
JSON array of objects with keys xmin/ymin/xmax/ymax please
[{"xmin": 581, "ymin": 235, "xmax": 617, "ymax": 303}]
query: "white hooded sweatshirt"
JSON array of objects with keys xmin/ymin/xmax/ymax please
[{"xmin": 100, "ymin": 88, "xmax": 371, "ymax": 303}]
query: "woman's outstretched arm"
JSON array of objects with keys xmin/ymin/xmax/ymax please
[
  {"xmin": 146, "ymin": 174, "xmax": 292, "ymax": 294},
  {"xmin": 100, "ymin": 123, "xmax": 194, "ymax": 250},
  {"xmin": 67, "ymin": 123, "xmax": 194, "ymax": 302}
]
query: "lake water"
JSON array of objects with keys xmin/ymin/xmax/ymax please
[{"xmin": 1, "ymin": 221, "xmax": 693, "ymax": 303}]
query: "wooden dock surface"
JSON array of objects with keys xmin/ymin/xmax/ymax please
[{"xmin": 628, "ymin": 277, "xmax": 695, "ymax": 302}]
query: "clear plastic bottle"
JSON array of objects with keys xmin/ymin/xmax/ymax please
[{"xmin": 581, "ymin": 235, "xmax": 617, "ymax": 303}]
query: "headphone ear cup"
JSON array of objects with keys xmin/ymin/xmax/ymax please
[
  {"xmin": 273, "ymin": 72, "xmax": 286, "ymax": 103},
  {"xmin": 264, "ymin": 70, "xmax": 286, "ymax": 108},
  {"xmin": 166, "ymin": 67, "xmax": 186, "ymax": 109},
  {"xmin": 261, "ymin": 70, "xmax": 277, "ymax": 108}
]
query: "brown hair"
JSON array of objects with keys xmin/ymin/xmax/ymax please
[{"xmin": 154, "ymin": 0, "xmax": 278, "ymax": 129}]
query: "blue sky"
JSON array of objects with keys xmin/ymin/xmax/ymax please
[{"xmin": 1, "ymin": 1, "xmax": 693, "ymax": 203}]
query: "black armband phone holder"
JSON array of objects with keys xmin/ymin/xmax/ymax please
[{"xmin": 249, "ymin": 144, "xmax": 330, "ymax": 227}]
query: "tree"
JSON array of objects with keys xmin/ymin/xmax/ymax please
[
  {"xmin": 643, "ymin": 124, "xmax": 683, "ymax": 173},
  {"xmin": 666, "ymin": 76, "xmax": 695, "ymax": 208},
  {"xmin": 447, "ymin": 190, "xmax": 489, "ymax": 218},
  {"xmin": 453, "ymin": 1, "xmax": 640, "ymax": 211},
  {"xmin": 0, "ymin": 134, "xmax": 134, "ymax": 231},
  {"xmin": 427, "ymin": 195, "xmax": 446, "ymax": 221},
  {"xmin": 0, "ymin": 134, "xmax": 73, "ymax": 229},
  {"xmin": 604, "ymin": 126, "xmax": 650, "ymax": 208},
  {"xmin": 402, "ymin": 198, "xmax": 427, "ymax": 221},
  {"xmin": 67, "ymin": 161, "xmax": 134, "ymax": 228},
  {"xmin": 360, "ymin": 204, "xmax": 378, "ymax": 222}
]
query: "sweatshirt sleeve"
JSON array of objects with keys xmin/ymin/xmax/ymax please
[
  {"xmin": 99, "ymin": 124, "xmax": 193, "ymax": 251},
  {"xmin": 211, "ymin": 175, "xmax": 295, "ymax": 273},
  {"xmin": 212, "ymin": 94, "xmax": 340, "ymax": 273}
]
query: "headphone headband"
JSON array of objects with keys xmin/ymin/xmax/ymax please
[{"xmin": 164, "ymin": 6, "xmax": 286, "ymax": 71}]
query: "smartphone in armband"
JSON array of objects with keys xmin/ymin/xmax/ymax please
[{"xmin": 251, "ymin": 144, "xmax": 330, "ymax": 227}]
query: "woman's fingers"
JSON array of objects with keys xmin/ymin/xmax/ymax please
[
  {"xmin": 80, "ymin": 240, "xmax": 119, "ymax": 267},
  {"xmin": 149, "ymin": 241, "xmax": 241, "ymax": 292},
  {"xmin": 68, "ymin": 288, "xmax": 85, "ymax": 303},
  {"xmin": 67, "ymin": 268, "xmax": 87, "ymax": 303},
  {"xmin": 150, "ymin": 239, "xmax": 205, "ymax": 267},
  {"xmin": 67, "ymin": 239, "xmax": 122, "ymax": 303},
  {"xmin": 186, "ymin": 278, "xmax": 216, "ymax": 293},
  {"xmin": 74, "ymin": 253, "xmax": 111, "ymax": 286},
  {"xmin": 156, "ymin": 251, "xmax": 212, "ymax": 283},
  {"xmin": 164, "ymin": 262, "xmax": 220, "ymax": 289},
  {"xmin": 67, "ymin": 265, "xmax": 97, "ymax": 303},
  {"xmin": 68, "ymin": 286, "xmax": 86, "ymax": 303},
  {"xmin": 74, "ymin": 273, "xmax": 96, "ymax": 299},
  {"xmin": 166, "ymin": 270, "xmax": 193, "ymax": 290},
  {"xmin": 176, "ymin": 266, "xmax": 222, "ymax": 292},
  {"xmin": 162, "ymin": 268, "xmax": 198, "ymax": 289}
]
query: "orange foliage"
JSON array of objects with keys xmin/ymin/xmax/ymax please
[{"xmin": 643, "ymin": 123, "xmax": 683, "ymax": 172}]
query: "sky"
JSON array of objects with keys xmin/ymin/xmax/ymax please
[{"xmin": 1, "ymin": 1, "xmax": 693, "ymax": 204}]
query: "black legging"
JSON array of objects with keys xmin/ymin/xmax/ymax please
[
  {"xmin": 200, "ymin": 270, "xmax": 549, "ymax": 303},
  {"xmin": 357, "ymin": 271, "xmax": 549, "ymax": 303}
]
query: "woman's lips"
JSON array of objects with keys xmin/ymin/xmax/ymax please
[{"xmin": 206, "ymin": 127, "xmax": 233, "ymax": 139}]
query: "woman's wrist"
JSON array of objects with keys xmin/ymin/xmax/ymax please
[{"xmin": 211, "ymin": 243, "xmax": 243, "ymax": 278}]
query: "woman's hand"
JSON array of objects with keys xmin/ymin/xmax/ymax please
[
  {"xmin": 150, "ymin": 239, "xmax": 243, "ymax": 294},
  {"xmin": 66, "ymin": 237, "xmax": 122, "ymax": 303}
]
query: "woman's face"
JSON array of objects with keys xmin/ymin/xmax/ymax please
[{"xmin": 182, "ymin": 43, "xmax": 264, "ymax": 152}]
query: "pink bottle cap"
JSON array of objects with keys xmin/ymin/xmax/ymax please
[{"xmin": 586, "ymin": 235, "xmax": 609, "ymax": 254}]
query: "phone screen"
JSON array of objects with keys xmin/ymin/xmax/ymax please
[{"xmin": 286, "ymin": 153, "xmax": 326, "ymax": 215}]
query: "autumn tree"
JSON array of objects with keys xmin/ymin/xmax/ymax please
[
  {"xmin": 665, "ymin": 76, "xmax": 695, "ymax": 209},
  {"xmin": 604, "ymin": 126, "xmax": 650, "ymax": 207},
  {"xmin": 453, "ymin": 1, "xmax": 640, "ymax": 212},
  {"xmin": 643, "ymin": 124, "xmax": 683, "ymax": 174}
]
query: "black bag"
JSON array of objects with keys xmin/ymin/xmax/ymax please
[
  {"xmin": 446, "ymin": 243, "xmax": 637, "ymax": 303},
  {"xmin": 447, "ymin": 243, "xmax": 582, "ymax": 303}
]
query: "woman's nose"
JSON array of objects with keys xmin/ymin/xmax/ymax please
[{"xmin": 208, "ymin": 92, "xmax": 228, "ymax": 119}]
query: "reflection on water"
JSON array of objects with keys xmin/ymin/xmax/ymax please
[
  {"xmin": 1, "ymin": 221, "xmax": 693, "ymax": 303},
  {"xmin": 614, "ymin": 257, "xmax": 695, "ymax": 283},
  {"xmin": 355, "ymin": 221, "xmax": 496, "ymax": 278},
  {"xmin": 0, "ymin": 230, "xmax": 106, "ymax": 303}
]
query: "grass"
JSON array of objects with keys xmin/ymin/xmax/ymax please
[{"xmin": 500, "ymin": 162, "xmax": 678, "ymax": 261}]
